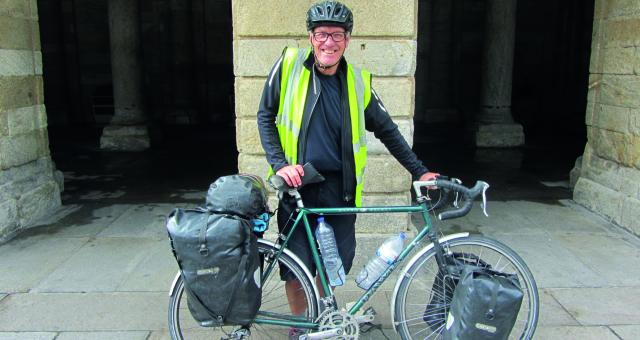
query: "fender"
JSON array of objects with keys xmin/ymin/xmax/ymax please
[
  {"xmin": 169, "ymin": 239, "xmax": 322, "ymax": 312},
  {"xmin": 390, "ymin": 232, "xmax": 470, "ymax": 332}
]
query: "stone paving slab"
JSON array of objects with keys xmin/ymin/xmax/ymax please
[
  {"xmin": 98, "ymin": 203, "xmax": 177, "ymax": 240},
  {"xmin": 553, "ymin": 231, "xmax": 640, "ymax": 286},
  {"xmin": 0, "ymin": 235, "xmax": 89, "ymax": 293},
  {"xmin": 0, "ymin": 332, "xmax": 56, "ymax": 340},
  {"xmin": 487, "ymin": 233, "xmax": 606, "ymax": 288},
  {"xmin": 0, "ymin": 293, "xmax": 166, "ymax": 331},
  {"xmin": 29, "ymin": 204, "xmax": 131, "ymax": 238},
  {"xmin": 533, "ymin": 325, "xmax": 619, "ymax": 339},
  {"xmin": 549, "ymin": 287, "xmax": 640, "ymax": 325},
  {"xmin": 610, "ymin": 325, "xmax": 640, "ymax": 339},
  {"xmin": 506, "ymin": 200, "xmax": 614, "ymax": 235},
  {"xmin": 33, "ymin": 237, "xmax": 159, "ymax": 293},
  {"xmin": 537, "ymin": 289, "xmax": 579, "ymax": 326},
  {"xmin": 55, "ymin": 331, "xmax": 150, "ymax": 340},
  {"xmin": 444, "ymin": 201, "xmax": 541, "ymax": 236},
  {"xmin": 117, "ymin": 239, "xmax": 179, "ymax": 292}
]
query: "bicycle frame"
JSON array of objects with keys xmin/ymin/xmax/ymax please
[{"xmin": 255, "ymin": 201, "xmax": 438, "ymax": 330}]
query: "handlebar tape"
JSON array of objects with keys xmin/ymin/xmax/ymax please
[{"xmin": 436, "ymin": 180, "xmax": 487, "ymax": 221}]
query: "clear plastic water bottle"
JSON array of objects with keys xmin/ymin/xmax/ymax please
[
  {"xmin": 356, "ymin": 232, "xmax": 406, "ymax": 290},
  {"xmin": 315, "ymin": 217, "xmax": 346, "ymax": 286}
]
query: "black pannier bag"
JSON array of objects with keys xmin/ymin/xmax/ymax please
[
  {"xmin": 423, "ymin": 252, "xmax": 491, "ymax": 331},
  {"xmin": 442, "ymin": 266, "xmax": 524, "ymax": 340},
  {"xmin": 167, "ymin": 174, "xmax": 269, "ymax": 327}
]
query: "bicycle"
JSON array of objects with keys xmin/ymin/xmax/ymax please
[{"xmin": 168, "ymin": 173, "xmax": 539, "ymax": 339}]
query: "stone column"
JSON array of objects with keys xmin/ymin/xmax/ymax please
[
  {"xmin": 0, "ymin": 1, "xmax": 62, "ymax": 242},
  {"xmin": 100, "ymin": 0, "xmax": 150, "ymax": 151},
  {"xmin": 475, "ymin": 0, "xmax": 524, "ymax": 147},
  {"xmin": 167, "ymin": 0, "xmax": 194, "ymax": 124}
]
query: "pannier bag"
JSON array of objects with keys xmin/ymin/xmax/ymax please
[
  {"xmin": 442, "ymin": 266, "xmax": 524, "ymax": 340},
  {"xmin": 166, "ymin": 174, "xmax": 269, "ymax": 327},
  {"xmin": 423, "ymin": 252, "xmax": 491, "ymax": 331}
]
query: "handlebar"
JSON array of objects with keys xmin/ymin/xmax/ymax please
[{"xmin": 413, "ymin": 179, "xmax": 490, "ymax": 221}]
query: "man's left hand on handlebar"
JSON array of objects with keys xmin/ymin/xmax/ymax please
[{"xmin": 276, "ymin": 164, "xmax": 305, "ymax": 188}]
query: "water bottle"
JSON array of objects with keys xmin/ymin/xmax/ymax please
[
  {"xmin": 356, "ymin": 232, "xmax": 406, "ymax": 290},
  {"xmin": 315, "ymin": 217, "xmax": 346, "ymax": 286}
]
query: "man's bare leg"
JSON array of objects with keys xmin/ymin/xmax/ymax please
[
  {"xmin": 285, "ymin": 276, "xmax": 333, "ymax": 316},
  {"xmin": 285, "ymin": 279, "xmax": 308, "ymax": 315}
]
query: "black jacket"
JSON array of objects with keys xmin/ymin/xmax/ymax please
[{"xmin": 257, "ymin": 49, "xmax": 428, "ymax": 202}]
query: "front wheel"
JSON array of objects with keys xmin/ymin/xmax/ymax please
[
  {"xmin": 394, "ymin": 235, "xmax": 539, "ymax": 339},
  {"xmin": 168, "ymin": 240, "xmax": 320, "ymax": 339}
]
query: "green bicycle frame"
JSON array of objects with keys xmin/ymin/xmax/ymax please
[{"xmin": 255, "ymin": 201, "xmax": 437, "ymax": 330}]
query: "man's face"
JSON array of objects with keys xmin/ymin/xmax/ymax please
[{"xmin": 309, "ymin": 26, "xmax": 350, "ymax": 73}]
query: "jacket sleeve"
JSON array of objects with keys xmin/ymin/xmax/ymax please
[
  {"xmin": 364, "ymin": 88, "xmax": 429, "ymax": 179},
  {"xmin": 257, "ymin": 52, "xmax": 289, "ymax": 172}
]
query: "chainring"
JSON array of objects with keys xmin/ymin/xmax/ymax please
[{"xmin": 318, "ymin": 309, "xmax": 359, "ymax": 340}]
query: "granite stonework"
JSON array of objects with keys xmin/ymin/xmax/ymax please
[
  {"xmin": 232, "ymin": 1, "xmax": 419, "ymax": 233},
  {"xmin": 0, "ymin": 2, "xmax": 61, "ymax": 243},
  {"xmin": 574, "ymin": 0, "xmax": 640, "ymax": 236}
]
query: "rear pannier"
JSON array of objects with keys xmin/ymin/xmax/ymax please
[{"xmin": 167, "ymin": 174, "xmax": 269, "ymax": 327}]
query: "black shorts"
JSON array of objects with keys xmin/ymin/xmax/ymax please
[{"xmin": 277, "ymin": 172, "xmax": 356, "ymax": 281}]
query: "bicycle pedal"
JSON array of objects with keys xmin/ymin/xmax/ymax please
[
  {"xmin": 220, "ymin": 327, "xmax": 250, "ymax": 340},
  {"xmin": 299, "ymin": 328, "xmax": 343, "ymax": 340}
]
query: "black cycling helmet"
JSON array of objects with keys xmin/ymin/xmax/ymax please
[{"xmin": 306, "ymin": 1, "xmax": 354, "ymax": 33}]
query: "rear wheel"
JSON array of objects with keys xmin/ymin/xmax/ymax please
[
  {"xmin": 394, "ymin": 235, "xmax": 539, "ymax": 339},
  {"xmin": 168, "ymin": 240, "xmax": 319, "ymax": 339}
]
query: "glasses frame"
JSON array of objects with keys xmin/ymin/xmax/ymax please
[{"xmin": 312, "ymin": 31, "xmax": 347, "ymax": 43}]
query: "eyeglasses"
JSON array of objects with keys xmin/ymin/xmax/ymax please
[{"xmin": 313, "ymin": 31, "xmax": 347, "ymax": 42}]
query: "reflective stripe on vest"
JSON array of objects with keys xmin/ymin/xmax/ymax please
[{"xmin": 271, "ymin": 47, "xmax": 371, "ymax": 206}]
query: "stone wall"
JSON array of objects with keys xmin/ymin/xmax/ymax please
[
  {"xmin": 0, "ymin": 1, "xmax": 61, "ymax": 242},
  {"xmin": 232, "ymin": 0, "xmax": 418, "ymax": 233},
  {"xmin": 574, "ymin": 0, "xmax": 640, "ymax": 235}
]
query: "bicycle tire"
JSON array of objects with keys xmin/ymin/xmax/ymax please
[
  {"xmin": 393, "ymin": 235, "xmax": 539, "ymax": 339},
  {"xmin": 168, "ymin": 239, "xmax": 320, "ymax": 339}
]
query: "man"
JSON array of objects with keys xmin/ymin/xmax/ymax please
[{"xmin": 257, "ymin": 0, "xmax": 438, "ymax": 324}]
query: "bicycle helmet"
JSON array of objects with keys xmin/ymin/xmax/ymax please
[{"xmin": 306, "ymin": 1, "xmax": 354, "ymax": 33}]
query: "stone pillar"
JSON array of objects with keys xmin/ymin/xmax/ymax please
[
  {"xmin": 573, "ymin": 0, "xmax": 640, "ymax": 236},
  {"xmin": 0, "ymin": 1, "xmax": 62, "ymax": 242},
  {"xmin": 475, "ymin": 0, "xmax": 524, "ymax": 147},
  {"xmin": 232, "ymin": 0, "xmax": 418, "ymax": 234},
  {"xmin": 167, "ymin": 0, "xmax": 194, "ymax": 124},
  {"xmin": 100, "ymin": 0, "xmax": 150, "ymax": 151}
]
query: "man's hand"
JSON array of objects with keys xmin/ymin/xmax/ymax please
[
  {"xmin": 419, "ymin": 172, "xmax": 441, "ymax": 190},
  {"xmin": 418, "ymin": 172, "xmax": 440, "ymax": 182},
  {"xmin": 276, "ymin": 164, "xmax": 304, "ymax": 187}
]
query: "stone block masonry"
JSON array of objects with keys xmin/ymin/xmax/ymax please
[
  {"xmin": 232, "ymin": 0, "xmax": 419, "ymax": 233},
  {"xmin": 0, "ymin": 1, "xmax": 61, "ymax": 243},
  {"xmin": 574, "ymin": 0, "xmax": 640, "ymax": 236}
]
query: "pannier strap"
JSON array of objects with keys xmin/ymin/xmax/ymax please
[
  {"xmin": 198, "ymin": 212, "xmax": 218, "ymax": 256},
  {"xmin": 222, "ymin": 247, "xmax": 249, "ymax": 324}
]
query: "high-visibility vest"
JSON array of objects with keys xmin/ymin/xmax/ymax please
[{"xmin": 271, "ymin": 47, "xmax": 371, "ymax": 206}]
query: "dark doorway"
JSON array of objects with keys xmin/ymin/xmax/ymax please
[
  {"xmin": 414, "ymin": 0, "xmax": 594, "ymax": 199},
  {"xmin": 37, "ymin": 0, "xmax": 237, "ymax": 203}
]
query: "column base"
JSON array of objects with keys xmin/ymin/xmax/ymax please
[
  {"xmin": 474, "ymin": 123, "xmax": 524, "ymax": 147},
  {"xmin": 100, "ymin": 125, "xmax": 150, "ymax": 151}
]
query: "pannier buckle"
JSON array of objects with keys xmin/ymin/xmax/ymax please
[{"xmin": 199, "ymin": 244, "xmax": 209, "ymax": 256}]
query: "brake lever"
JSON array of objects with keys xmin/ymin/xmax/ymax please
[
  {"xmin": 452, "ymin": 178, "xmax": 462, "ymax": 208},
  {"xmin": 480, "ymin": 181, "xmax": 490, "ymax": 217}
]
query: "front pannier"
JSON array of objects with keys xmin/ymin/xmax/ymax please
[{"xmin": 442, "ymin": 266, "xmax": 523, "ymax": 340}]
